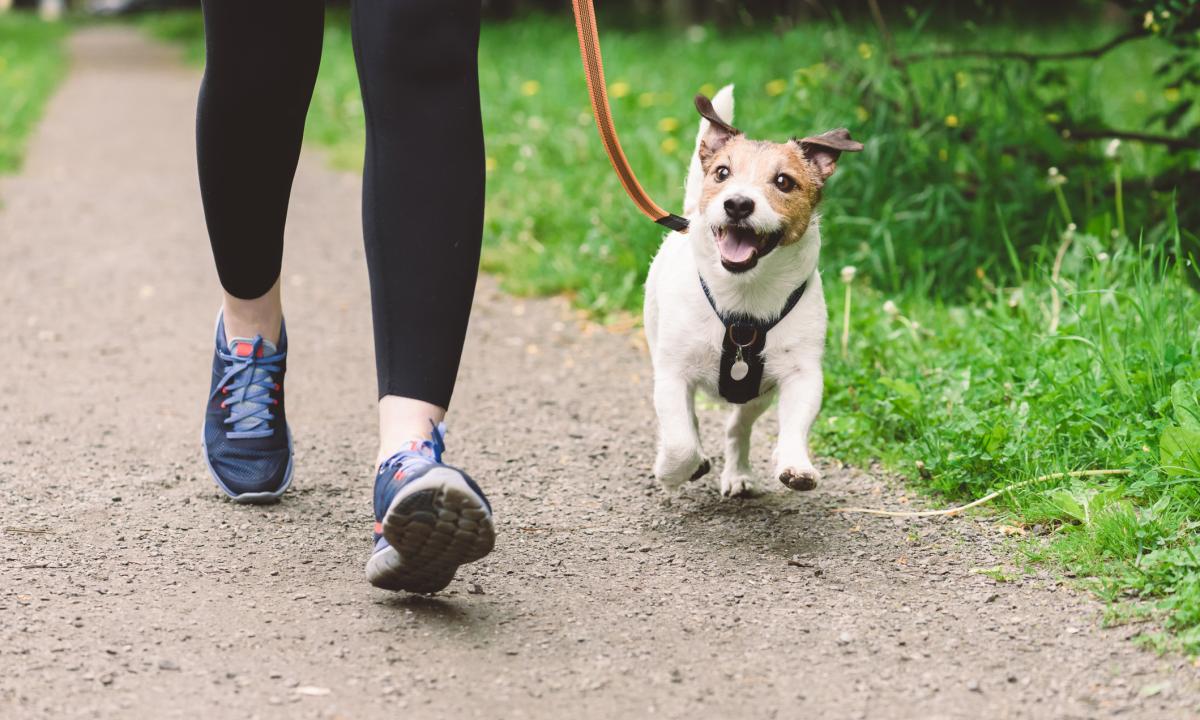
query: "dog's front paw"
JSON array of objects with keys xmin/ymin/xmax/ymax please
[
  {"xmin": 720, "ymin": 471, "xmax": 753, "ymax": 498},
  {"xmin": 778, "ymin": 465, "xmax": 820, "ymax": 491},
  {"xmin": 655, "ymin": 445, "xmax": 709, "ymax": 489}
]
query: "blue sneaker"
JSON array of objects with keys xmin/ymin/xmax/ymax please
[
  {"xmin": 366, "ymin": 424, "xmax": 495, "ymax": 593},
  {"xmin": 201, "ymin": 313, "xmax": 293, "ymax": 504}
]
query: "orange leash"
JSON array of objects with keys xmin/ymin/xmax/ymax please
[{"xmin": 571, "ymin": 0, "xmax": 690, "ymax": 232}]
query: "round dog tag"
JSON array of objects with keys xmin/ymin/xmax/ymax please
[{"xmin": 730, "ymin": 360, "xmax": 749, "ymax": 381}]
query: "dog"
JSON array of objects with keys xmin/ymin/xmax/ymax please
[{"xmin": 643, "ymin": 85, "xmax": 863, "ymax": 497}]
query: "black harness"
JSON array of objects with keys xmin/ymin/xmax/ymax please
[{"xmin": 698, "ymin": 275, "xmax": 809, "ymax": 404}]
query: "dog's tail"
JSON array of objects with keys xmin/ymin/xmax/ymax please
[{"xmin": 683, "ymin": 84, "xmax": 734, "ymax": 217}]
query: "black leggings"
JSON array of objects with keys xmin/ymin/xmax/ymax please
[{"xmin": 196, "ymin": 0, "xmax": 485, "ymax": 408}]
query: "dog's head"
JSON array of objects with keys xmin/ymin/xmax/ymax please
[{"xmin": 692, "ymin": 93, "xmax": 862, "ymax": 274}]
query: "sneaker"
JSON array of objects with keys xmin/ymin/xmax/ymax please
[
  {"xmin": 201, "ymin": 313, "xmax": 293, "ymax": 504},
  {"xmin": 366, "ymin": 423, "xmax": 495, "ymax": 593}
]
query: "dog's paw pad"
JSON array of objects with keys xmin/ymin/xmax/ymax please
[
  {"xmin": 690, "ymin": 458, "xmax": 712, "ymax": 481},
  {"xmin": 779, "ymin": 467, "xmax": 819, "ymax": 491},
  {"xmin": 720, "ymin": 475, "xmax": 751, "ymax": 498}
]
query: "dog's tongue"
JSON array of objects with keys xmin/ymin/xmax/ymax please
[{"xmin": 718, "ymin": 227, "xmax": 759, "ymax": 264}]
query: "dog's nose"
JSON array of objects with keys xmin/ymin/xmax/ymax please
[{"xmin": 724, "ymin": 195, "xmax": 755, "ymax": 221}]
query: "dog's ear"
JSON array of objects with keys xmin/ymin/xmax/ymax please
[
  {"xmin": 795, "ymin": 129, "xmax": 863, "ymax": 183},
  {"xmin": 695, "ymin": 94, "xmax": 740, "ymax": 168}
]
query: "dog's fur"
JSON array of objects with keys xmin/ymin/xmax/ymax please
[{"xmin": 644, "ymin": 85, "xmax": 862, "ymax": 497}]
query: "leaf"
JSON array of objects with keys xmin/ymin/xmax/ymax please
[
  {"xmin": 1160, "ymin": 426, "xmax": 1200, "ymax": 478},
  {"xmin": 1172, "ymin": 379, "xmax": 1200, "ymax": 430},
  {"xmin": 1047, "ymin": 488, "xmax": 1087, "ymax": 523}
]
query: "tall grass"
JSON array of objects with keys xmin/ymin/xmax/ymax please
[{"xmin": 0, "ymin": 13, "xmax": 68, "ymax": 174}]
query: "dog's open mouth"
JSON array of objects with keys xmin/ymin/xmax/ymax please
[{"xmin": 714, "ymin": 224, "xmax": 783, "ymax": 273}]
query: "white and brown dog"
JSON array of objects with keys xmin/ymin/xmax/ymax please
[{"xmin": 644, "ymin": 85, "xmax": 862, "ymax": 497}]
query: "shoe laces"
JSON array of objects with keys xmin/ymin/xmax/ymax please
[
  {"xmin": 212, "ymin": 336, "xmax": 285, "ymax": 439},
  {"xmin": 379, "ymin": 421, "xmax": 448, "ymax": 477}
]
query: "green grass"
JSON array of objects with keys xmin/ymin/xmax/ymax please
[
  {"xmin": 139, "ymin": 10, "xmax": 1200, "ymax": 652},
  {"xmin": 823, "ymin": 204, "xmax": 1200, "ymax": 652},
  {"xmin": 0, "ymin": 12, "xmax": 69, "ymax": 174}
]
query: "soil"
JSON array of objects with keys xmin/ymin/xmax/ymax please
[{"xmin": 2, "ymin": 26, "xmax": 1199, "ymax": 719}]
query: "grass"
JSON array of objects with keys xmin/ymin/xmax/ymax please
[
  {"xmin": 0, "ymin": 12, "xmax": 69, "ymax": 174},
  {"xmin": 137, "ymin": 10, "xmax": 1200, "ymax": 651}
]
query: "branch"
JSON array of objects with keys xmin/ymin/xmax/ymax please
[
  {"xmin": 866, "ymin": 0, "xmax": 922, "ymax": 125},
  {"xmin": 900, "ymin": 30, "xmax": 1143, "ymax": 64},
  {"xmin": 1063, "ymin": 127, "xmax": 1200, "ymax": 151}
]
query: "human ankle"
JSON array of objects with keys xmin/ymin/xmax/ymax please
[
  {"xmin": 377, "ymin": 395, "xmax": 447, "ymax": 467},
  {"xmin": 222, "ymin": 279, "xmax": 283, "ymax": 346}
]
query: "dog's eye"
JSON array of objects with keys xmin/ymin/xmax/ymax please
[
  {"xmin": 774, "ymin": 174, "xmax": 796, "ymax": 192},
  {"xmin": 714, "ymin": 165, "xmax": 730, "ymax": 182}
]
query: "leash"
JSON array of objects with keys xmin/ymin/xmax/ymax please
[
  {"xmin": 699, "ymin": 275, "xmax": 809, "ymax": 404},
  {"xmin": 571, "ymin": 0, "xmax": 690, "ymax": 233}
]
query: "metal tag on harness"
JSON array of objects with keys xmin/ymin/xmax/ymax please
[{"xmin": 718, "ymin": 323, "xmax": 767, "ymax": 404}]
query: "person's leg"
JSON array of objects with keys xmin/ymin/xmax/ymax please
[
  {"xmin": 351, "ymin": 0, "xmax": 486, "ymax": 464},
  {"xmin": 197, "ymin": 0, "xmax": 325, "ymax": 344},
  {"xmin": 197, "ymin": 0, "xmax": 324, "ymax": 502},
  {"xmin": 353, "ymin": 0, "xmax": 493, "ymax": 592}
]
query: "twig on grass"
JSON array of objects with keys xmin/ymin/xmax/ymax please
[{"xmin": 833, "ymin": 468, "xmax": 1132, "ymax": 518}]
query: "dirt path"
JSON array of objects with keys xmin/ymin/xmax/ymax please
[{"xmin": 2, "ymin": 26, "xmax": 1198, "ymax": 720}]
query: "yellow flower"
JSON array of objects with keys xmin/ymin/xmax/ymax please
[
  {"xmin": 1045, "ymin": 112, "xmax": 1061, "ymax": 123},
  {"xmin": 765, "ymin": 78, "xmax": 787, "ymax": 97},
  {"xmin": 610, "ymin": 81, "xmax": 631, "ymax": 98},
  {"xmin": 1165, "ymin": 87, "xmax": 1181, "ymax": 102},
  {"xmin": 1144, "ymin": 10, "xmax": 1155, "ymax": 28},
  {"xmin": 938, "ymin": 148, "xmax": 949, "ymax": 162},
  {"xmin": 638, "ymin": 92, "xmax": 656, "ymax": 108},
  {"xmin": 485, "ymin": 156, "xmax": 497, "ymax": 172},
  {"xmin": 944, "ymin": 114, "xmax": 959, "ymax": 128},
  {"xmin": 857, "ymin": 43, "xmax": 873, "ymax": 60},
  {"xmin": 854, "ymin": 105, "xmax": 869, "ymax": 123},
  {"xmin": 699, "ymin": 82, "xmax": 716, "ymax": 98},
  {"xmin": 660, "ymin": 137, "xmax": 679, "ymax": 154},
  {"xmin": 657, "ymin": 117, "xmax": 680, "ymax": 133},
  {"xmin": 520, "ymin": 80, "xmax": 540, "ymax": 97}
]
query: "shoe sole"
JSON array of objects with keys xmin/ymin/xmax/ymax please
[
  {"xmin": 365, "ymin": 467, "xmax": 495, "ymax": 593},
  {"xmin": 201, "ymin": 425, "xmax": 294, "ymax": 504}
]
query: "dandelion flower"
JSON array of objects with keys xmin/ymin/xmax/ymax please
[
  {"xmin": 1144, "ymin": 11, "xmax": 1155, "ymax": 28},
  {"xmin": 699, "ymin": 82, "xmax": 716, "ymax": 98},
  {"xmin": 1104, "ymin": 138, "xmax": 1121, "ymax": 158},
  {"xmin": 520, "ymin": 80, "xmax": 540, "ymax": 96},
  {"xmin": 857, "ymin": 43, "xmax": 873, "ymax": 60},
  {"xmin": 944, "ymin": 114, "xmax": 959, "ymax": 128},
  {"xmin": 610, "ymin": 81, "xmax": 631, "ymax": 98},
  {"xmin": 485, "ymin": 156, "xmax": 497, "ymax": 172},
  {"xmin": 765, "ymin": 78, "xmax": 787, "ymax": 97},
  {"xmin": 657, "ymin": 117, "xmax": 680, "ymax": 133},
  {"xmin": 840, "ymin": 265, "xmax": 857, "ymax": 283},
  {"xmin": 855, "ymin": 105, "xmax": 869, "ymax": 122},
  {"xmin": 883, "ymin": 300, "xmax": 899, "ymax": 316},
  {"xmin": 660, "ymin": 137, "xmax": 679, "ymax": 154},
  {"xmin": 1164, "ymin": 87, "xmax": 1181, "ymax": 102}
]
